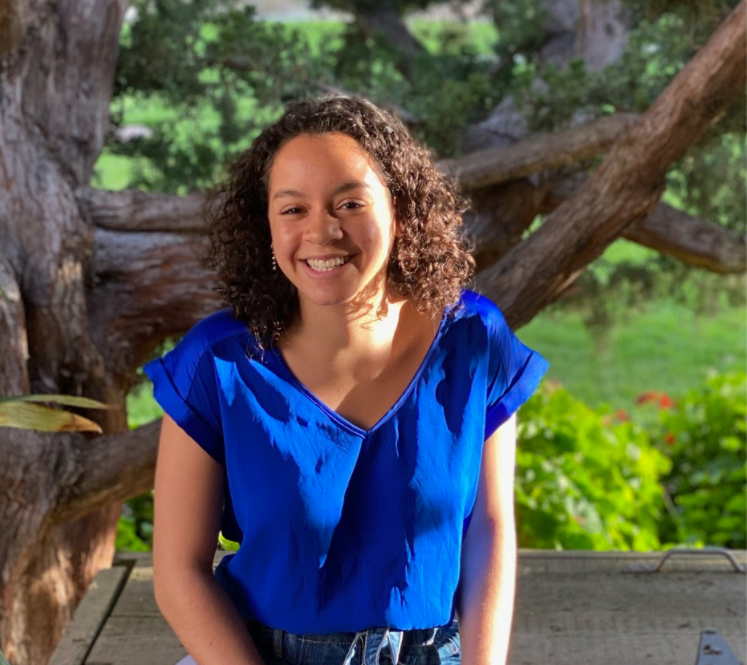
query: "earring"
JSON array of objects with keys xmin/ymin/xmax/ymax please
[{"xmin": 271, "ymin": 248, "xmax": 277, "ymax": 272}]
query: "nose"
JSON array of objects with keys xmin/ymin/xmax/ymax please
[{"xmin": 304, "ymin": 208, "xmax": 343, "ymax": 244}]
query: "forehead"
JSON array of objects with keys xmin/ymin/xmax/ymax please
[{"xmin": 268, "ymin": 133, "xmax": 386, "ymax": 190}]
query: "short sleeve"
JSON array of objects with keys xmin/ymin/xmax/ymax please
[
  {"xmin": 484, "ymin": 302, "xmax": 549, "ymax": 439},
  {"xmin": 143, "ymin": 329, "xmax": 225, "ymax": 465}
]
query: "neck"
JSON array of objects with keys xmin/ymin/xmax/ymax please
[{"xmin": 281, "ymin": 289, "xmax": 423, "ymax": 370}]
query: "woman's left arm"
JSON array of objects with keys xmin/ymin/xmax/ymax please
[{"xmin": 456, "ymin": 413, "xmax": 518, "ymax": 665}]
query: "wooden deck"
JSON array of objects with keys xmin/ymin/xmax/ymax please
[{"xmin": 50, "ymin": 549, "xmax": 746, "ymax": 665}]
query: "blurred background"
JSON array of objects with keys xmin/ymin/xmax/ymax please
[{"xmin": 104, "ymin": 0, "xmax": 745, "ymax": 555}]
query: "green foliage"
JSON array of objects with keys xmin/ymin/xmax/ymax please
[
  {"xmin": 481, "ymin": 0, "xmax": 547, "ymax": 62},
  {"xmin": 320, "ymin": 21, "xmax": 498, "ymax": 156},
  {"xmin": 310, "ymin": 0, "xmax": 448, "ymax": 16},
  {"xmin": 110, "ymin": 1, "xmax": 322, "ymax": 192},
  {"xmin": 651, "ymin": 372, "xmax": 746, "ymax": 548},
  {"xmin": 116, "ymin": 492, "xmax": 154, "ymax": 552},
  {"xmin": 515, "ymin": 385, "xmax": 671, "ymax": 550}
]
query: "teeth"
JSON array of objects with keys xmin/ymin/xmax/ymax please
[{"xmin": 306, "ymin": 256, "xmax": 350, "ymax": 271}]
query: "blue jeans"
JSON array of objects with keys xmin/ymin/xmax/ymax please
[{"xmin": 246, "ymin": 619, "xmax": 461, "ymax": 665}]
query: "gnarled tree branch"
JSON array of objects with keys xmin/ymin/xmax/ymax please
[
  {"xmin": 544, "ymin": 175, "xmax": 747, "ymax": 273},
  {"xmin": 88, "ymin": 229, "xmax": 221, "ymax": 372},
  {"xmin": 54, "ymin": 420, "xmax": 161, "ymax": 524},
  {"xmin": 441, "ymin": 113, "xmax": 637, "ymax": 191},
  {"xmin": 475, "ymin": 0, "xmax": 747, "ymax": 328}
]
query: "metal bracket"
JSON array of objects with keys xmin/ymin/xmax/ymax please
[
  {"xmin": 695, "ymin": 628, "xmax": 743, "ymax": 665},
  {"xmin": 623, "ymin": 547, "xmax": 747, "ymax": 574}
]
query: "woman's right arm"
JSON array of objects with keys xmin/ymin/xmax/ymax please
[{"xmin": 153, "ymin": 413, "xmax": 265, "ymax": 665}]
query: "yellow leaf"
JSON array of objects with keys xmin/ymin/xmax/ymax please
[
  {"xmin": 0, "ymin": 394, "xmax": 109, "ymax": 409},
  {"xmin": 0, "ymin": 402, "xmax": 102, "ymax": 433}
]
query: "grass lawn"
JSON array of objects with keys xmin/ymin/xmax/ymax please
[{"xmin": 517, "ymin": 299, "xmax": 746, "ymax": 410}]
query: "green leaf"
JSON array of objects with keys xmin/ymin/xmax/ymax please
[
  {"xmin": 0, "ymin": 394, "xmax": 109, "ymax": 409},
  {"xmin": 0, "ymin": 402, "xmax": 102, "ymax": 433}
]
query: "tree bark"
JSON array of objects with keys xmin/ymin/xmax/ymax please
[
  {"xmin": 544, "ymin": 175, "xmax": 747, "ymax": 273},
  {"xmin": 0, "ymin": 2, "xmax": 128, "ymax": 664},
  {"xmin": 442, "ymin": 113, "xmax": 636, "ymax": 191}
]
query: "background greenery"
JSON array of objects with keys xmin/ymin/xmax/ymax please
[{"xmin": 106, "ymin": 3, "xmax": 746, "ymax": 553}]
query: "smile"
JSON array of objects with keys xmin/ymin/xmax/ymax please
[{"xmin": 304, "ymin": 256, "xmax": 352, "ymax": 272}]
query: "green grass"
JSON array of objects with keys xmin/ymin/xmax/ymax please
[{"xmin": 517, "ymin": 300, "xmax": 746, "ymax": 410}]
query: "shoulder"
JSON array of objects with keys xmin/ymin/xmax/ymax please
[
  {"xmin": 454, "ymin": 289, "xmax": 508, "ymax": 330},
  {"xmin": 165, "ymin": 308, "xmax": 250, "ymax": 369}
]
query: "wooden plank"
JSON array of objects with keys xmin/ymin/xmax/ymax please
[
  {"xmin": 510, "ymin": 551, "xmax": 746, "ymax": 665},
  {"xmin": 48, "ymin": 564, "xmax": 131, "ymax": 665},
  {"xmin": 84, "ymin": 552, "xmax": 230, "ymax": 665}
]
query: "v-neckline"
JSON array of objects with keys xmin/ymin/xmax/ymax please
[{"xmin": 268, "ymin": 307, "xmax": 451, "ymax": 438}]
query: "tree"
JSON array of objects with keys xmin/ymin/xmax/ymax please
[{"xmin": 0, "ymin": 1, "xmax": 744, "ymax": 663}]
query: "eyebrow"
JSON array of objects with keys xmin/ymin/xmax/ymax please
[{"xmin": 271, "ymin": 181, "xmax": 372, "ymax": 201}]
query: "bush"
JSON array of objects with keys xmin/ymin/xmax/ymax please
[
  {"xmin": 515, "ymin": 382, "xmax": 671, "ymax": 550},
  {"xmin": 649, "ymin": 372, "xmax": 746, "ymax": 548}
]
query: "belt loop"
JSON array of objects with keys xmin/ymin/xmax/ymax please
[
  {"xmin": 343, "ymin": 631, "xmax": 366, "ymax": 665},
  {"xmin": 273, "ymin": 627, "xmax": 284, "ymax": 659}
]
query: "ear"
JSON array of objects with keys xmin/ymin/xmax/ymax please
[{"xmin": 393, "ymin": 217, "xmax": 403, "ymax": 238}]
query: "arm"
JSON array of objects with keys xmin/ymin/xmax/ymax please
[
  {"xmin": 456, "ymin": 413, "xmax": 518, "ymax": 665},
  {"xmin": 153, "ymin": 413, "xmax": 264, "ymax": 665}
]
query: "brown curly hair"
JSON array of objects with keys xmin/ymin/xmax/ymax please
[{"xmin": 203, "ymin": 95, "xmax": 474, "ymax": 347}]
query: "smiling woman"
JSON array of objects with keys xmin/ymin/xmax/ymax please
[
  {"xmin": 268, "ymin": 133, "xmax": 397, "ymax": 311},
  {"xmin": 143, "ymin": 96, "xmax": 548, "ymax": 665},
  {"xmin": 203, "ymin": 96, "xmax": 474, "ymax": 349}
]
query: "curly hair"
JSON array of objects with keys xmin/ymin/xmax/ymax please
[{"xmin": 203, "ymin": 95, "xmax": 474, "ymax": 347}]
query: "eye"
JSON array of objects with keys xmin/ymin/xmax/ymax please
[
  {"xmin": 280, "ymin": 206, "xmax": 304, "ymax": 215},
  {"xmin": 339, "ymin": 201, "xmax": 363, "ymax": 210}
]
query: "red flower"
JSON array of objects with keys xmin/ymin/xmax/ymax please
[
  {"xmin": 636, "ymin": 391, "xmax": 676, "ymax": 410},
  {"xmin": 636, "ymin": 391, "xmax": 656, "ymax": 405},
  {"xmin": 659, "ymin": 394, "xmax": 675, "ymax": 409},
  {"xmin": 615, "ymin": 409, "xmax": 630, "ymax": 422},
  {"xmin": 664, "ymin": 432, "xmax": 676, "ymax": 446}
]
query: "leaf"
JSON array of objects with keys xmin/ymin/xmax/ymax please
[
  {"xmin": 0, "ymin": 402, "xmax": 102, "ymax": 433},
  {"xmin": 0, "ymin": 394, "xmax": 110, "ymax": 409}
]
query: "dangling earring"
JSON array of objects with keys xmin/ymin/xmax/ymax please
[{"xmin": 271, "ymin": 248, "xmax": 277, "ymax": 272}]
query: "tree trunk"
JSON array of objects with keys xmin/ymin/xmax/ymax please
[{"xmin": 0, "ymin": 2, "xmax": 128, "ymax": 663}]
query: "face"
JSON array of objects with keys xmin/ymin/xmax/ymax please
[{"xmin": 267, "ymin": 132, "xmax": 399, "ymax": 311}]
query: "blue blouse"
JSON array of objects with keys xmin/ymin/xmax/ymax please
[{"xmin": 144, "ymin": 289, "xmax": 548, "ymax": 634}]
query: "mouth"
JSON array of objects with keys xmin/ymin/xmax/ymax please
[{"xmin": 302, "ymin": 256, "xmax": 353, "ymax": 273}]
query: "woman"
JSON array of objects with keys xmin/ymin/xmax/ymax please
[{"xmin": 144, "ymin": 96, "xmax": 548, "ymax": 665}]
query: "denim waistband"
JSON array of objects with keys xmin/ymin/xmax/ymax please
[{"xmin": 246, "ymin": 620, "xmax": 451, "ymax": 665}]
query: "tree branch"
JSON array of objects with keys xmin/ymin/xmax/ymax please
[
  {"xmin": 77, "ymin": 187, "xmax": 207, "ymax": 232},
  {"xmin": 75, "ymin": 113, "xmax": 635, "ymax": 235},
  {"xmin": 543, "ymin": 175, "xmax": 747, "ymax": 273},
  {"xmin": 440, "ymin": 113, "xmax": 636, "ymax": 191},
  {"xmin": 54, "ymin": 421, "xmax": 160, "ymax": 523},
  {"xmin": 624, "ymin": 204, "xmax": 746, "ymax": 274},
  {"xmin": 88, "ymin": 229, "xmax": 222, "ymax": 370},
  {"xmin": 475, "ymin": 0, "xmax": 747, "ymax": 328}
]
